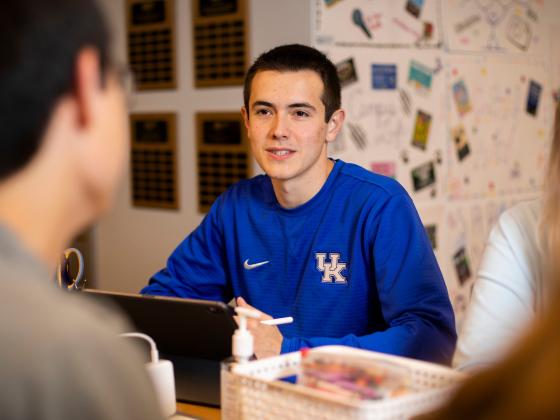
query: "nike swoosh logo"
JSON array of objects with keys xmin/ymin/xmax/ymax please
[{"xmin": 243, "ymin": 259, "xmax": 270, "ymax": 270}]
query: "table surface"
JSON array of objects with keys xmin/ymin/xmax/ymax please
[{"xmin": 176, "ymin": 402, "xmax": 220, "ymax": 420}]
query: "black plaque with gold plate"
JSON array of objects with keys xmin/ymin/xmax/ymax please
[
  {"xmin": 192, "ymin": 0, "xmax": 248, "ymax": 87},
  {"xmin": 126, "ymin": 0, "xmax": 176, "ymax": 90},
  {"xmin": 196, "ymin": 112, "xmax": 252, "ymax": 213},
  {"xmin": 130, "ymin": 113, "xmax": 179, "ymax": 210}
]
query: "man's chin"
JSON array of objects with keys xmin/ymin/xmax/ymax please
[{"xmin": 265, "ymin": 171, "xmax": 293, "ymax": 182}]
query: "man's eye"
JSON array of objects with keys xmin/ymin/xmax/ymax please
[
  {"xmin": 255, "ymin": 109, "xmax": 271, "ymax": 116},
  {"xmin": 294, "ymin": 110, "xmax": 309, "ymax": 117}
]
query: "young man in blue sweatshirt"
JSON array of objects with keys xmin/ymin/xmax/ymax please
[{"xmin": 142, "ymin": 44, "xmax": 456, "ymax": 364}]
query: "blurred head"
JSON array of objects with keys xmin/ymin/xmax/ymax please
[
  {"xmin": 0, "ymin": 0, "xmax": 128, "ymax": 215},
  {"xmin": 243, "ymin": 44, "xmax": 341, "ymax": 123}
]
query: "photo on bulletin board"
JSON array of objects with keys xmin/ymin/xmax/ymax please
[
  {"xmin": 452, "ymin": 125, "xmax": 471, "ymax": 162},
  {"xmin": 411, "ymin": 110, "xmax": 432, "ymax": 150},
  {"xmin": 408, "ymin": 60, "xmax": 432, "ymax": 93},
  {"xmin": 372, "ymin": 64, "xmax": 397, "ymax": 90},
  {"xmin": 337, "ymin": 58, "xmax": 359, "ymax": 87},
  {"xmin": 411, "ymin": 161, "xmax": 436, "ymax": 191}
]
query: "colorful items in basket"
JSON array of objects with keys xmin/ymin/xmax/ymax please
[{"xmin": 298, "ymin": 349, "xmax": 412, "ymax": 401}]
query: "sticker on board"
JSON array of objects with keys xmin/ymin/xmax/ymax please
[
  {"xmin": 526, "ymin": 80, "xmax": 542, "ymax": 116},
  {"xmin": 425, "ymin": 224, "xmax": 437, "ymax": 250},
  {"xmin": 453, "ymin": 247, "xmax": 471, "ymax": 286},
  {"xmin": 411, "ymin": 110, "xmax": 432, "ymax": 150},
  {"xmin": 452, "ymin": 80, "xmax": 472, "ymax": 116},
  {"xmin": 411, "ymin": 160, "xmax": 436, "ymax": 191},
  {"xmin": 372, "ymin": 64, "xmax": 397, "ymax": 89},
  {"xmin": 408, "ymin": 60, "xmax": 432, "ymax": 92},
  {"xmin": 337, "ymin": 58, "xmax": 358, "ymax": 88},
  {"xmin": 324, "ymin": 0, "xmax": 343, "ymax": 7},
  {"xmin": 351, "ymin": 8, "xmax": 372, "ymax": 39},
  {"xmin": 452, "ymin": 125, "xmax": 471, "ymax": 161},
  {"xmin": 370, "ymin": 161, "xmax": 396, "ymax": 178},
  {"xmin": 405, "ymin": 0, "xmax": 424, "ymax": 19}
]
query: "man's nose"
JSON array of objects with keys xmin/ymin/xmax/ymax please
[{"xmin": 271, "ymin": 114, "xmax": 289, "ymax": 139}]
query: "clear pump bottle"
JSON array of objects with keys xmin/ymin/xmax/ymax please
[{"xmin": 220, "ymin": 307, "xmax": 260, "ymax": 419}]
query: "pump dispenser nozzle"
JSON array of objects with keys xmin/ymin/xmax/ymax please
[{"xmin": 233, "ymin": 306, "xmax": 261, "ymax": 363}]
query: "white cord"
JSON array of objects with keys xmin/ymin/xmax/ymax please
[{"xmin": 120, "ymin": 332, "xmax": 159, "ymax": 363}]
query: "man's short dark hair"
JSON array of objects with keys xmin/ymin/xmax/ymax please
[
  {"xmin": 0, "ymin": 0, "xmax": 110, "ymax": 180},
  {"xmin": 243, "ymin": 44, "xmax": 341, "ymax": 123}
]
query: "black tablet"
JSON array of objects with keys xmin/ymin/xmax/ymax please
[{"xmin": 82, "ymin": 289, "xmax": 237, "ymax": 361}]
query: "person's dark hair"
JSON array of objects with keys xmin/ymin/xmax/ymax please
[
  {"xmin": 0, "ymin": 0, "xmax": 110, "ymax": 180},
  {"xmin": 243, "ymin": 44, "xmax": 341, "ymax": 123}
]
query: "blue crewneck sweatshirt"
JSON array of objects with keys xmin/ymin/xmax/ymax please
[{"xmin": 142, "ymin": 160, "xmax": 456, "ymax": 364}]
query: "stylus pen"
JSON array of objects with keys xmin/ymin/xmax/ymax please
[{"xmin": 260, "ymin": 316, "xmax": 294, "ymax": 326}]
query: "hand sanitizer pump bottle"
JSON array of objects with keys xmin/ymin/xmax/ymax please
[{"xmin": 220, "ymin": 306, "xmax": 260, "ymax": 419}]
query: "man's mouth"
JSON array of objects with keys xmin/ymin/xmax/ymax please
[{"xmin": 267, "ymin": 148, "xmax": 295, "ymax": 158}]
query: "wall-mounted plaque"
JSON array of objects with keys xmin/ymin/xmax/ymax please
[
  {"xmin": 130, "ymin": 113, "xmax": 179, "ymax": 210},
  {"xmin": 192, "ymin": 0, "xmax": 248, "ymax": 87},
  {"xmin": 126, "ymin": 0, "xmax": 176, "ymax": 90},
  {"xmin": 196, "ymin": 112, "xmax": 252, "ymax": 213},
  {"xmin": 199, "ymin": 0, "xmax": 238, "ymax": 17}
]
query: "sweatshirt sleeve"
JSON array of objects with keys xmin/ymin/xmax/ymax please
[
  {"xmin": 453, "ymin": 203, "xmax": 538, "ymax": 371},
  {"xmin": 282, "ymin": 192, "xmax": 457, "ymax": 365},
  {"xmin": 141, "ymin": 195, "xmax": 233, "ymax": 302}
]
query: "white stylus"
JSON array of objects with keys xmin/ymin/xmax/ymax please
[{"xmin": 260, "ymin": 317, "xmax": 294, "ymax": 326}]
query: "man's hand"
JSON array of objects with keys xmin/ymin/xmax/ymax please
[{"xmin": 235, "ymin": 297, "xmax": 283, "ymax": 359}]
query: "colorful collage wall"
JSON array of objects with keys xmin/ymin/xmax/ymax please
[{"xmin": 314, "ymin": 0, "xmax": 560, "ymax": 327}]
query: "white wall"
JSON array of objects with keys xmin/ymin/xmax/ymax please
[{"xmin": 95, "ymin": 0, "xmax": 312, "ymax": 292}]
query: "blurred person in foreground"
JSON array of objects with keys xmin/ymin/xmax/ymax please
[
  {"xmin": 420, "ymin": 104, "xmax": 560, "ymax": 418},
  {"xmin": 0, "ymin": 0, "xmax": 162, "ymax": 418}
]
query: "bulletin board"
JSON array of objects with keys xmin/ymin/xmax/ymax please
[{"xmin": 314, "ymin": 0, "xmax": 556, "ymax": 326}]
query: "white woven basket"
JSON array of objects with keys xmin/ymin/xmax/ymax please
[{"xmin": 221, "ymin": 345, "xmax": 465, "ymax": 420}]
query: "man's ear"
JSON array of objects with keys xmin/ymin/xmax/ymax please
[
  {"xmin": 241, "ymin": 106, "xmax": 250, "ymax": 131},
  {"xmin": 74, "ymin": 47, "xmax": 102, "ymax": 128},
  {"xmin": 326, "ymin": 109, "xmax": 345, "ymax": 143}
]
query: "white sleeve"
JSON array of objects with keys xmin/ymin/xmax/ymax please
[{"xmin": 453, "ymin": 202, "xmax": 539, "ymax": 372}]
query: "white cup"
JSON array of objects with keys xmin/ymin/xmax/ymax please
[{"xmin": 146, "ymin": 359, "xmax": 176, "ymax": 417}]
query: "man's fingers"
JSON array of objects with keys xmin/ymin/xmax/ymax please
[{"xmin": 235, "ymin": 297, "xmax": 274, "ymax": 325}]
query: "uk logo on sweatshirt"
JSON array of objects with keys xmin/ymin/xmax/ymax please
[{"xmin": 315, "ymin": 253, "xmax": 348, "ymax": 284}]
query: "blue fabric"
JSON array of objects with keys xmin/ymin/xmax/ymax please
[{"xmin": 142, "ymin": 160, "xmax": 456, "ymax": 364}]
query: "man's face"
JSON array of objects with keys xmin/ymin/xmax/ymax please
[{"xmin": 242, "ymin": 70, "xmax": 338, "ymax": 186}]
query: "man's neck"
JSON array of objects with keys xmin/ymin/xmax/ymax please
[
  {"xmin": 0, "ymin": 169, "xmax": 89, "ymax": 272},
  {"xmin": 271, "ymin": 159, "xmax": 334, "ymax": 209}
]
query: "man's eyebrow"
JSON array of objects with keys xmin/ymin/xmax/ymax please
[
  {"xmin": 288, "ymin": 102, "xmax": 316, "ymax": 111},
  {"xmin": 251, "ymin": 100, "xmax": 274, "ymax": 109},
  {"xmin": 251, "ymin": 101, "xmax": 317, "ymax": 112}
]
